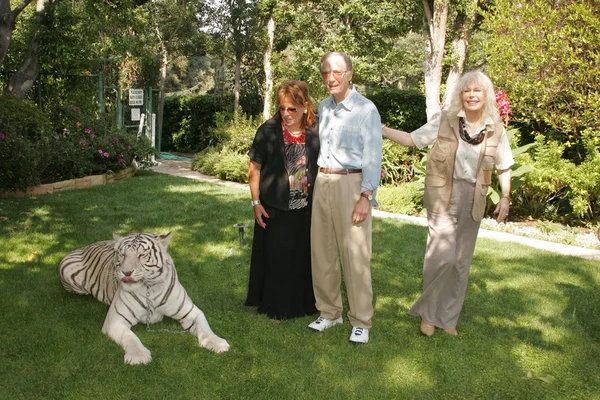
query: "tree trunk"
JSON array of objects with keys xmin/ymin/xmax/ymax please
[
  {"xmin": 156, "ymin": 25, "xmax": 168, "ymax": 153},
  {"xmin": 262, "ymin": 16, "xmax": 274, "ymax": 122},
  {"xmin": 443, "ymin": 0, "xmax": 478, "ymax": 107},
  {"xmin": 423, "ymin": 0, "xmax": 448, "ymax": 120},
  {"xmin": 6, "ymin": 0, "xmax": 46, "ymax": 99},
  {"xmin": 234, "ymin": 53, "xmax": 241, "ymax": 119},
  {"xmin": 157, "ymin": 47, "xmax": 167, "ymax": 153},
  {"xmin": 0, "ymin": 0, "xmax": 35, "ymax": 69}
]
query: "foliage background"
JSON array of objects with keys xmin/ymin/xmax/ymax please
[{"xmin": 2, "ymin": 0, "xmax": 600, "ymax": 226}]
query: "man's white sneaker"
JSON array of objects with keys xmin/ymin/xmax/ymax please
[
  {"xmin": 308, "ymin": 316, "xmax": 343, "ymax": 332},
  {"xmin": 349, "ymin": 327, "xmax": 369, "ymax": 344}
]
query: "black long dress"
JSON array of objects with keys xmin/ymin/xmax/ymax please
[{"xmin": 245, "ymin": 124, "xmax": 318, "ymax": 319}]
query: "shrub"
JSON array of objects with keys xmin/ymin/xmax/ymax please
[
  {"xmin": 0, "ymin": 94, "xmax": 54, "ymax": 136},
  {"xmin": 190, "ymin": 113, "xmax": 257, "ymax": 184},
  {"xmin": 163, "ymin": 92, "xmax": 261, "ymax": 153},
  {"xmin": 381, "ymin": 140, "xmax": 421, "ymax": 185},
  {"xmin": 486, "ymin": 128, "xmax": 536, "ymax": 211},
  {"xmin": 368, "ymin": 88, "xmax": 427, "ymax": 186},
  {"xmin": 192, "ymin": 147, "xmax": 252, "ymax": 186},
  {"xmin": 213, "ymin": 150, "xmax": 249, "ymax": 183},
  {"xmin": 0, "ymin": 95, "xmax": 54, "ymax": 191},
  {"xmin": 509, "ymin": 129, "xmax": 600, "ymax": 225},
  {"xmin": 0, "ymin": 97, "xmax": 156, "ymax": 192},
  {"xmin": 376, "ymin": 181, "xmax": 424, "ymax": 216},
  {"xmin": 162, "ymin": 95, "xmax": 229, "ymax": 152},
  {"xmin": 192, "ymin": 148, "xmax": 222, "ymax": 176},
  {"xmin": 367, "ymin": 88, "xmax": 427, "ymax": 132},
  {"xmin": 216, "ymin": 113, "xmax": 260, "ymax": 154}
]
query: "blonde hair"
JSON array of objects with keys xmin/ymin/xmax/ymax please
[{"xmin": 446, "ymin": 70, "xmax": 500, "ymax": 124}]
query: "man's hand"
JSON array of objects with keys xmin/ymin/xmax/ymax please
[{"xmin": 352, "ymin": 196, "xmax": 371, "ymax": 224}]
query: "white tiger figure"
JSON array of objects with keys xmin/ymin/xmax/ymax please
[{"xmin": 59, "ymin": 232, "xmax": 230, "ymax": 365}]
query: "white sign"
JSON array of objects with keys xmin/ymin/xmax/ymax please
[
  {"xmin": 131, "ymin": 108, "xmax": 141, "ymax": 121},
  {"xmin": 129, "ymin": 89, "xmax": 144, "ymax": 106}
]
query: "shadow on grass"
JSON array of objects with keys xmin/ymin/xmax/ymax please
[{"xmin": 0, "ymin": 171, "xmax": 599, "ymax": 399}]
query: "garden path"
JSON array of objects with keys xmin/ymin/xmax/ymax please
[{"xmin": 151, "ymin": 159, "xmax": 600, "ymax": 262}]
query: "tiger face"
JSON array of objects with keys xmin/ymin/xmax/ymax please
[{"xmin": 113, "ymin": 233, "xmax": 170, "ymax": 292}]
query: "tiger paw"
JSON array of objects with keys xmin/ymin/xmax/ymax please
[
  {"xmin": 124, "ymin": 347, "xmax": 152, "ymax": 365},
  {"xmin": 206, "ymin": 337, "xmax": 230, "ymax": 353}
]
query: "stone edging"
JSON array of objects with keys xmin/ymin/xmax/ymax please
[{"xmin": 0, "ymin": 164, "xmax": 137, "ymax": 199}]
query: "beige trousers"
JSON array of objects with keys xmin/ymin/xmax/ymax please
[
  {"xmin": 310, "ymin": 172, "xmax": 374, "ymax": 329},
  {"xmin": 408, "ymin": 179, "xmax": 481, "ymax": 329}
]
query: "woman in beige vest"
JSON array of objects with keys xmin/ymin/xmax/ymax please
[{"xmin": 382, "ymin": 71, "xmax": 513, "ymax": 336}]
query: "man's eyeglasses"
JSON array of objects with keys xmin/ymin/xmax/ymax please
[
  {"xmin": 321, "ymin": 70, "xmax": 347, "ymax": 80},
  {"xmin": 279, "ymin": 107, "xmax": 298, "ymax": 114}
]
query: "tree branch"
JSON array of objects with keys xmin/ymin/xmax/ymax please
[{"xmin": 12, "ymin": 0, "xmax": 36, "ymax": 16}]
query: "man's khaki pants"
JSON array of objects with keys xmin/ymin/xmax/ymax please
[{"xmin": 310, "ymin": 171, "xmax": 373, "ymax": 329}]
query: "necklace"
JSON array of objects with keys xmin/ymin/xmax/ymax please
[
  {"xmin": 458, "ymin": 117, "xmax": 485, "ymax": 145},
  {"xmin": 282, "ymin": 125, "xmax": 306, "ymax": 144}
]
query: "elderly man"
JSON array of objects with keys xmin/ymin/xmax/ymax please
[{"xmin": 308, "ymin": 52, "xmax": 382, "ymax": 344}]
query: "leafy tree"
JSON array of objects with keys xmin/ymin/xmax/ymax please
[
  {"xmin": 442, "ymin": 0, "xmax": 480, "ymax": 106},
  {"xmin": 4, "ymin": 0, "xmax": 48, "ymax": 98},
  {"xmin": 2, "ymin": 0, "xmax": 161, "ymax": 107},
  {"xmin": 136, "ymin": 0, "xmax": 209, "ymax": 150},
  {"xmin": 268, "ymin": 0, "xmax": 423, "ymax": 102},
  {"xmin": 482, "ymin": 0, "xmax": 600, "ymax": 156},
  {"xmin": 203, "ymin": 0, "xmax": 260, "ymax": 117},
  {"xmin": 0, "ymin": 0, "xmax": 35, "ymax": 69},
  {"xmin": 422, "ymin": 0, "xmax": 448, "ymax": 120},
  {"xmin": 422, "ymin": 0, "xmax": 488, "ymax": 119}
]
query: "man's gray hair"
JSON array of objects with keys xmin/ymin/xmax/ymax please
[{"xmin": 320, "ymin": 52, "xmax": 353, "ymax": 72}]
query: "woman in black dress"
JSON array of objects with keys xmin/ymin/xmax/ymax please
[{"xmin": 245, "ymin": 80, "xmax": 319, "ymax": 321}]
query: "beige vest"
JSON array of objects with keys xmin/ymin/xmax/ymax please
[{"xmin": 424, "ymin": 112, "xmax": 503, "ymax": 221}]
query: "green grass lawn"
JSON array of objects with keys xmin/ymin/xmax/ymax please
[{"xmin": 1, "ymin": 171, "xmax": 599, "ymax": 400}]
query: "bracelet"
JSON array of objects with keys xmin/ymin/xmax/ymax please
[
  {"xmin": 251, "ymin": 199, "xmax": 261, "ymax": 207},
  {"xmin": 501, "ymin": 194, "xmax": 510, "ymax": 199}
]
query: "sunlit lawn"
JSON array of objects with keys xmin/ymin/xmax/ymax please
[{"xmin": 0, "ymin": 170, "xmax": 599, "ymax": 399}]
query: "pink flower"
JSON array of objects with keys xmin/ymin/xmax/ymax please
[
  {"xmin": 103, "ymin": 152, "xmax": 109, "ymax": 158},
  {"xmin": 85, "ymin": 128, "xmax": 91, "ymax": 134},
  {"xmin": 0, "ymin": 132, "xmax": 5, "ymax": 139},
  {"xmin": 128, "ymin": 145, "xmax": 132, "ymax": 150},
  {"xmin": 495, "ymin": 90, "xmax": 511, "ymax": 120},
  {"xmin": 91, "ymin": 133, "xmax": 97, "ymax": 139},
  {"xmin": 98, "ymin": 149, "xmax": 104, "ymax": 154}
]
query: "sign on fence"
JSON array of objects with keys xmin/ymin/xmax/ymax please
[
  {"xmin": 131, "ymin": 108, "xmax": 141, "ymax": 121},
  {"xmin": 129, "ymin": 89, "xmax": 144, "ymax": 106}
]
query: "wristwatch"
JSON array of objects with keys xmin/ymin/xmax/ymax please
[
  {"xmin": 360, "ymin": 192, "xmax": 373, "ymax": 201},
  {"xmin": 251, "ymin": 199, "xmax": 261, "ymax": 206}
]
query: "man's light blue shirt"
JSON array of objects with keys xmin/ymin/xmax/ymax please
[{"xmin": 317, "ymin": 87, "xmax": 383, "ymax": 203}]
